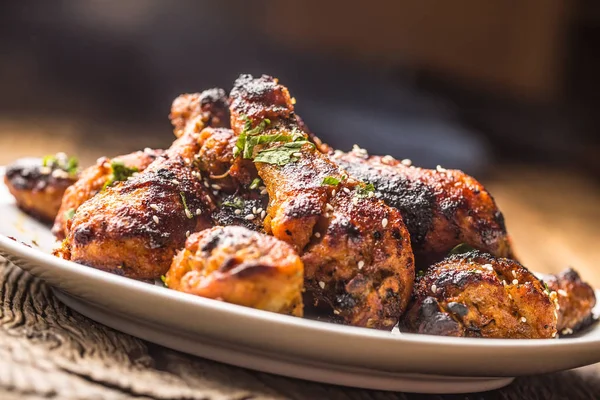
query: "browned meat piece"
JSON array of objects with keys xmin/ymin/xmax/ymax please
[
  {"xmin": 332, "ymin": 150, "xmax": 514, "ymax": 267},
  {"xmin": 541, "ymin": 268, "xmax": 597, "ymax": 335},
  {"xmin": 229, "ymin": 74, "xmax": 415, "ymax": 330},
  {"xmin": 400, "ymin": 251, "xmax": 558, "ymax": 338},
  {"xmin": 52, "ymin": 149, "xmax": 162, "ymax": 239},
  {"xmin": 4, "ymin": 154, "xmax": 79, "ymax": 223},
  {"xmin": 56, "ymin": 89, "xmax": 230, "ymax": 280},
  {"xmin": 169, "ymin": 89, "xmax": 230, "ymax": 138},
  {"xmin": 165, "ymin": 226, "xmax": 304, "ymax": 316}
]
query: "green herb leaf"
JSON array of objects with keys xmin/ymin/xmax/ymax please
[
  {"xmin": 322, "ymin": 176, "xmax": 341, "ymax": 186},
  {"xmin": 543, "ymin": 281, "xmax": 550, "ymax": 294},
  {"xmin": 42, "ymin": 155, "xmax": 57, "ymax": 168},
  {"xmin": 234, "ymin": 117, "xmax": 272, "ymax": 158},
  {"xmin": 449, "ymin": 243, "xmax": 476, "ymax": 255},
  {"xmin": 179, "ymin": 192, "xmax": 193, "ymax": 219},
  {"xmin": 64, "ymin": 208, "xmax": 76, "ymax": 220},
  {"xmin": 221, "ymin": 197, "xmax": 245, "ymax": 209},
  {"xmin": 249, "ymin": 177, "xmax": 262, "ymax": 190},
  {"xmin": 417, "ymin": 270, "xmax": 426, "ymax": 278},
  {"xmin": 355, "ymin": 183, "xmax": 375, "ymax": 198},
  {"xmin": 160, "ymin": 275, "xmax": 168, "ymax": 287},
  {"xmin": 103, "ymin": 160, "xmax": 138, "ymax": 190},
  {"xmin": 42, "ymin": 154, "xmax": 79, "ymax": 175},
  {"xmin": 254, "ymin": 141, "xmax": 313, "ymax": 166}
]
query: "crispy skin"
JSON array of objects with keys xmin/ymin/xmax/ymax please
[
  {"xmin": 333, "ymin": 150, "xmax": 513, "ymax": 267},
  {"xmin": 57, "ymin": 89, "xmax": 230, "ymax": 280},
  {"xmin": 400, "ymin": 251, "xmax": 558, "ymax": 338},
  {"xmin": 4, "ymin": 157, "xmax": 77, "ymax": 223},
  {"xmin": 166, "ymin": 226, "xmax": 304, "ymax": 316},
  {"xmin": 52, "ymin": 150, "xmax": 162, "ymax": 239},
  {"xmin": 229, "ymin": 74, "xmax": 415, "ymax": 329},
  {"xmin": 541, "ymin": 268, "xmax": 597, "ymax": 335},
  {"xmin": 169, "ymin": 89, "xmax": 230, "ymax": 138}
]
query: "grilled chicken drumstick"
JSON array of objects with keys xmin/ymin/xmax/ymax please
[
  {"xmin": 229, "ymin": 74, "xmax": 415, "ymax": 329},
  {"xmin": 331, "ymin": 146, "xmax": 514, "ymax": 267},
  {"xmin": 166, "ymin": 226, "xmax": 304, "ymax": 316},
  {"xmin": 55, "ymin": 89, "xmax": 230, "ymax": 280},
  {"xmin": 400, "ymin": 250, "xmax": 559, "ymax": 338}
]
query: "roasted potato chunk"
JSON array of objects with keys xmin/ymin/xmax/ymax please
[
  {"xmin": 165, "ymin": 226, "xmax": 303, "ymax": 316},
  {"xmin": 4, "ymin": 154, "xmax": 78, "ymax": 223},
  {"xmin": 401, "ymin": 251, "xmax": 558, "ymax": 338}
]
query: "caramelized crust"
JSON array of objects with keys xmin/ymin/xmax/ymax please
[
  {"xmin": 166, "ymin": 226, "xmax": 303, "ymax": 316},
  {"xmin": 4, "ymin": 157, "xmax": 77, "ymax": 223},
  {"xmin": 541, "ymin": 268, "xmax": 597, "ymax": 335},
  {"xmin": 333, "ymin": 150, "xmax": 513, "ymax": 267},
  {"xmin": 400, "ymin": 251, "xmax": 558, "ymax": 338},
  {"xmin": 229, "ymin": 74, "xmax": 415, "ymax": 329},
  {"xmin": 57, "ymin": 89, "xmax": 230, "ymax": 280},
  {"xmin": 52, "ymin": 149, "xmax": 162, "ymax": 239},
  {"xmin": 169, "ymin": 89, "xmax": 230, "ymax": 138}
]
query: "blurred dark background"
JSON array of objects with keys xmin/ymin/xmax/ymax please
[
  {"xmin": 1, "ymin": 0, "xmax": 598, "ymax": 175},
  {"xmin": 1, "ymin": 0, "xmax": 599, "ymax": 282}
]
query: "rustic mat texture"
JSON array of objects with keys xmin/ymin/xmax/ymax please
[{"xmin": 1, "ymin": 258, "xmax": 599, "ymax": 400}]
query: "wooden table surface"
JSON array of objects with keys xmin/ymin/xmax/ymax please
[{"xmin": 1, "ymin": 117, "xmax": 599, "ymax": 399}]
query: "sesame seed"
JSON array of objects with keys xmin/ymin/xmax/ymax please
[
  {"xmin": 259, "ymin": 186, "xmax": 266, "ymax": 190},
  {"xmin": 318, "ymin": 281, "xmax": 325, "ymax": 289},
  {"xmin": 39, "ymin": 166, "xmax": 52, "ymax": 175},
  {"xmin": 358, "ymin": 260, "xmax": 365, "ymax": 270},
  {"xmin": 152, "ymin": 215, "xmax": 159, "ymax": 224},
  {"xmin": 261, "ymin": 210, "xmax": 266, "ymax": 219},
  {"xmin": 368, "ymin": 191, "xmax": 374, "ymax": 198},
  {"xmin": 512, "ymin": 279, "xmax": 519, "ymax": 285},
  {"xmin": 502, "ymin": 280, "xmax": 507, "ymax": 286},
  {"xmin": 347, "ymin": 178, "xmax": 356, "ymax": 184},
  {"xmin": 184, "ymin": 209, "xmax": 193, "ymax": 219},
  {"xmin": 326, "ymin": 203, "xmax": 334, "ymax": 211},
  {"xmin": 195, "ymin": 208, "xmax": 202, "ymax": 216},
  {"xmin": 333, "ymin": 309, "xmax": 340, "ymax": 315},
  {"xmin": 260, "ymin": 189, "xmax": 268, "ymax": 195},
  {"xmin": 212, "ymin": 191, "xmax": 219, "ymax": 196},
  {"xmin": 171, "ymin": 179, "xmax": 180, "ymax": 185},
  {"xmin": 314, "ymin": 232, "xmax": 321, "ymax": 238},
  {"xmin": 234, "ymin": 209, "xmax": 242, "ymax": 215},
  {"xmin": 483, "ymin": 263, "xmax": 493, "ymax": 271},
  {"xmin": 292, "ymin": 152, "xmax": 302, "ymax": 157},
  {"xmin": 381, "ymin": 155, "xmax": 395, "ymax": 164},
  {"xmin": 245, "ymin": 214, "xmax": 255, "ymax": 220},
  {"xmin": 508, "ymin": 294, "xmax": 512, "ymax": 299},
  {"xmin": 381, "ymin": 218, "xmax": 388, "ymax": 228},
  {"xmin": 186, "ymin": 231, "xmax": 190, "ymax": 237},
  {"xmin": 562, "ymin": 328, "xmax": 573, "ymax": 335},
  {"xmin": 558, "ymin": 289, "xmax": 567, "ymax": 297},
  {"xmin": 252, "ymin": 207, "xmax": 257, "ymax": 214},
  {"xmin": 150, "ymin": 204, "xmax": 159, "ymax": 211},
  {"xmin": 211, "ymin": 184, "xmax": 222, "ymax": 190},
  {"xmin": 343, "ymin": 187, "xmax": 351, "ymax": 194},
  {"xmin": 521, "ymin": 317, "xmax": 527, "ymax": 323},
  {"xmin": 401, "ymin": 158, "xmax": 412, "ymax": 166},
  {"xmin": 512, "ymin": 270, "xmax": 517, "ymax": 278},
  {"xmin": 352, "ymin": 197, "xmax": 359, "ymax": 205},
  {"xmin": 204, "ymin": 181, "xmax": 209, "ymax": 188},
  {"xmin": 256, "ymin": 208, "xmax": 263, "ymax": 214},
  {"xmin": 436, "ymin": 165, "xmax": 447, "ymax": 172},
  {"xmin": 431, "ymin": 284, "xmax": 437, "ymax": 294},
  {"xmin": 552, "ymin": 331, "xmax": 557, "ymax": 338},
  {"xmin": 331, "ymin": 189, "xmax": 336, "ymax": 196}
]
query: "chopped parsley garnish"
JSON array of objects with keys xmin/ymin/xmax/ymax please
[
  {"xmin": 249, "ymin": 177, "xmax": 262, "ymax": 190},
  {"xmin": 64, "ymin": 208, "xmax": 76, "ymax": 220},
  {"xmin": 103, "ymin": 160, "xmax": 138, "ymax": 190},
  {"xmin": 355, "ymin": 183, "xmax": 375, "ymax": 198},
  {"xmin": 322, "ymin": 176, "xmax": 341, "ymax": 186},
  {"xmin": 160, "ymin": 275, "xmax": 168, "ymax": 287},
  {"xmin": 233, "ymin": 116, "xmax": 313, "ymax": 166},
  {"xmin": 417, "ymin": 270, "xmax": 426, "ymax": 278},
  {"xmin": 543, "ymin": 281, "xmax": 550, "ymax": 294},
  {"xmin": 221, "ymin": 197, "xmax": 245, "ymax": 209},
  {"xmin": 42, "ymin": 154, "xmax": 79, "ymax": 175},
  {"xmin": 449, "ymin": 243, "xmax": 476, "ymax": 255},
  {"xmin": 179, "ymin": 192, "xmax": 193, "ymax": 219},
  {"xmin": 254, "ymin": 141, "xmax": 313, "ymax": 166}
]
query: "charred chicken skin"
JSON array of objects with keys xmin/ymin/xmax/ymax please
[
  {"xmin": 57, "ymin": 89, "xmax": 230, "ymax": 280},
  {"xmin": 169, "ymin": 89, "xmax": 231, "ymax": 138},
  {"xmin": 166, "ymin": 226, "xmax": 304, "ymax": 316},
  {"xmin": 541, "ymin": 268, "xmax": 597, "ymax": 335},
  {"xmin": 229, "ymin": 74, "xmax": 415, "ymax": 329},
  {"xmin": 52, "ymin": 149, "xmax": 162, "ymax": 239},
  {"xmin": 400, "ymin": 251, "xmax": 558, "ymax": 338},
  {"xmin": 332, "ymin": 149, "xmax": 513, "ymax": 267},
  {"xmin": 4, "ymin": 154, "xmax": 78, "ymax": 223}
]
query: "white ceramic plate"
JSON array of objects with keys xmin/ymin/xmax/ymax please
[{"xmin": 1, "ymin": 168, "xmax": 599, "ymax": 394}]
